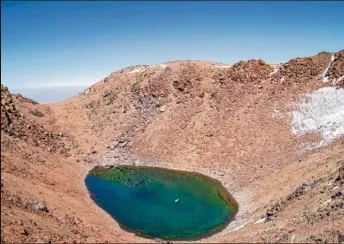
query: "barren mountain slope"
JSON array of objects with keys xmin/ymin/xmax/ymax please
[
  {"xmin": 1, "ymin": 85, "xmax": 147, "ymax": 243},
  {"xmin": 1, "ymin": 50, "xmax": 344, "ymax": 243}
]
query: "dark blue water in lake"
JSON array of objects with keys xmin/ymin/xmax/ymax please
[{"xmin": 85, "ymin": 166, "xmax": 237, "ymax": 240}]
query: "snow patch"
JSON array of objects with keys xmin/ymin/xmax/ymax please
[
  {"xmin": 129, "ymin": 68, "xmax": 144, "ymax": 74},
  {"xmin": 332, "ymin": 186, "xmax": 339, "ymax": 191},
  {"xmin": 323, "ymin": 199, "xmax": 331, "ymax": 205},
  {"xmin": 215, "ymin": 65, "xmax": 232, "ymax": 69},
  {"xmin": 231, "ymin": 222, "xmax": 250, "ymax": 231},
  {"xmin": 291, "ymin": 235, "xmax": 296, "ymax": 243},
  {"xmin": 289, "ymin": 87, "xmax": 344, "ymax": 150},
  {"xmin": 331, "ymin": 54, "xmax": 335, "ymax": 62},
  {"xmin": 128, "ymin": 64, "xmax": 167, "ymax": 74},
  {"xmin": 147, "ymin": 64, "xmax": 167, "ymax": 69},
  {"xmin": 334, "ymin": 75, "xmax": 344, "ymax": 85},
  {"xmin": 255, "ymin": 217, "xmax": 267, "ymax": 224},
  {"xmin": 321, "ymin": 54, "xmax": 344, "ymax": 84},
  {"xmin": 322, "ymin": 54, "xmax": 335, "ymax": 83},
  {"xmin": 269, "ymin": 64, "xmax": 280, "ymax": 76}
]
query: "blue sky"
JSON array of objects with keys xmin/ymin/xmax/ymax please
[{"xmin": 2, "ymin": 1, "xmax": 344, "ymax": 90}]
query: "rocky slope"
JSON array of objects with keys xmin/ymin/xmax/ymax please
[
  {"xmin": 1, "ymin": 85, "xmax": 145, "ymax": 243},
  {"xmin": 1, "ymin": 49, "xmax": 344, "ymax": 243}
]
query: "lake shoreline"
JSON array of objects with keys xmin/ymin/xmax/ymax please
[{"xmin": 87, "ymin": 165, "xmax": 239, "ymax": 242}]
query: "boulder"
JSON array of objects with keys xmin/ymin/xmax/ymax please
[
  {"xmin": 339, "ymin": 232, "xmax": 344, "ymax": 243},
  {"xmin": 120, "ymin": 142, "xmax": 127, "ymax": 148},
  {"xmin": 26, "ymin": 201, "xmax": 49, "ymax": 213},
  {"xmin": 159, "ymin": 105, "xmax": 167, "ymax": 112},
  {"xmin": 277, "ymin": 234, "xmax": 290, "ymax": 243},
  {"xmin": 37, "ymin": 236, "xmax": 51, "ymax": 244},
  {"xmin": 133, "ymin": 159, "xmax": 140, "ymax": 166},
  {"xmin": 119, "ymin": 137, "xmax": 126, "ymax": 143},
  {"xmin": 109, "ymin": 141, "xmax": 119, "ymax": 150},
  {"xmin": 336, "ymin": 164, "xmax": 344, "ymax": 181}
]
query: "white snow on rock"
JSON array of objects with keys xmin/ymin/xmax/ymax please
[
  {"xmin": 322, "ymin": 54, "xmax": 335, "ymax": 83},
  {"xmin": 215, "ymin": 65, "xmax": 232, "ymax": 68},
  {"xmin": 147, "ymin": 64, "xmax": 167, "ymax": 69},
  {"xmin": 289, "ymin": 86, "xmax": 344, "ymax": 150},
  {"xmin": 269, "ymin": 64, "xmax": 281, "ymax": 76},
  {"xmin": 128, "ymin": 64, "xmax": 167, "ymax": 74},
  {"xmin": 129, "ymin": 68, "xmax": 144, "ymax": 74},
  {"xmin": 323, "ymin": 199, "xmax": 331, "ymax": 206},
  {"xmin": 255, "ymin": 217, "xmax": 267, "ymax": 224},
  {"xmin": 231, "ymin": 221, "xmax": 250, "ymax": 231},
  {"xmin": 321, "ymin": 54, "xmax": 344, "ymax": 84},
  {"xmin": 334, "ymin": 75, "xmax": 344, "ymax": 85}
]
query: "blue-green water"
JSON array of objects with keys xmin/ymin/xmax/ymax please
[{"xmin": 85, "ymin": 166, "xmax": 238, "ymax": 240}]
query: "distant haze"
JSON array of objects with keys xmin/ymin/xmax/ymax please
[
  {"xmin": 2, "ymin": 1, "xmax": 344, "ymax": 89},
  {"xmin": 12, "ymin": 86, "xmax": 88, "ymax": 104}
]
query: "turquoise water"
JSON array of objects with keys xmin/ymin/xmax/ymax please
[{"xmin": 85, "ymin": 166, "xmax": 238, "ymax": 240}]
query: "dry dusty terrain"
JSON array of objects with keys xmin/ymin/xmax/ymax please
[{"xmin": 1, "ymin": 50, "xmax": 344, "ymax": 243}]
